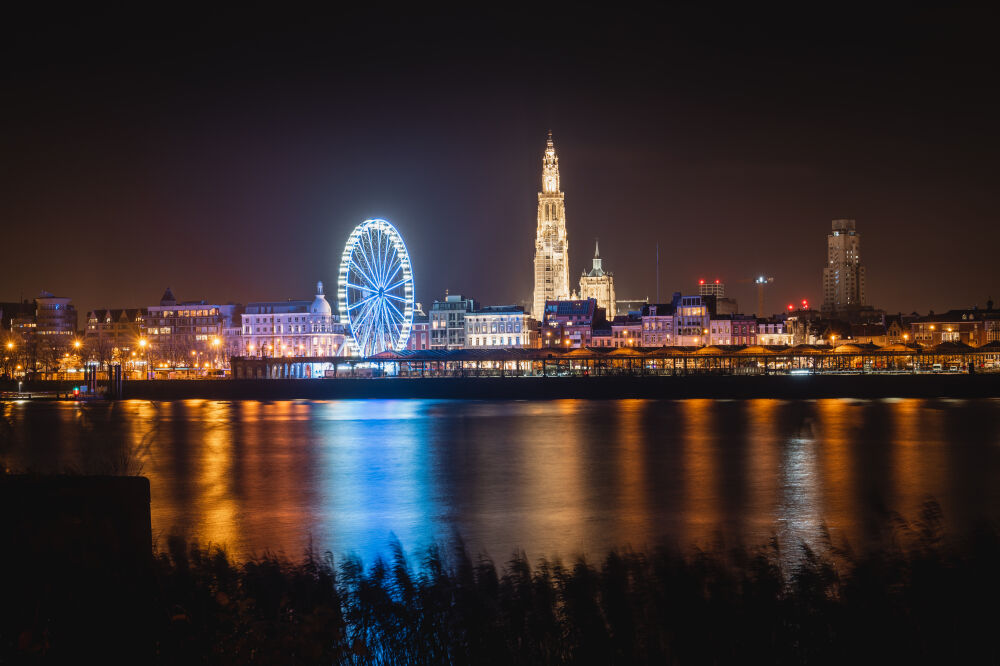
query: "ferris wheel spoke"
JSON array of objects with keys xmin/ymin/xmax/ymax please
[
  {"xmin": 382, "ymin": 260, "xmax": 402, "ymax": 288},
  {"xmin": 358, "ymin": 297, "xmax": 380, "ymax": 333},
  {"xmin": 353, "ymin": 303, "xmax": 378, "ymax": 351},
  {"xmin": 375, "ymin": 301, "xmax": 385, "ymax": 349},
  {"xmin": 377, "ymin": 232, "xmax": 389, "ymax": 287},
  {"xmin": 366, "ymin": 227, "xmax": 385, "ymax": 287},
  {"xmin": 354, "ymin": 250, "xmax": 380, "ymax": 289},
  {"xmin": 351, "ymin": 256, "xmax": 378, "ymax": 290},
  {"xmin": 384, "ymin": 297, "xmax": 405, "ymax": 321},
  {"xmin": 346, "ymin": 293, "xmax": 377, "ymax": 311},
  {"xmin": 365, "ymin": 229, "xmax": 379, "ymax": 287},
  {"xmin": 383, "ymin": 276, "xmax": 412, "ymax": 292},
  {"xmin": 346, "ymin": 282, "xmax": 377, "ymax": 294},
  {"xmin": 383, "ymin": 292, "xmax": 407, "ymax": 303}
]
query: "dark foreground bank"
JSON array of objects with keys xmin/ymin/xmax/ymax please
[
  {"xmin": 3, "ymin": 476, "xmax": 1000, "ymax": 664},
  {"xmin": 6, "ymin": 373, "xmax": 1000, "ymax": 400}
]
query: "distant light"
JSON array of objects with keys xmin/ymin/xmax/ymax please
[
  {"xmin": 699, "ymin": 279, "xmax": 705, "ymax": 285},
  {"xmin": 714, "ymin": 279, "xmax": 720, "ymax": 284},
  {"xmin": 788, "ymin": 304, "xmax": 794, "ymax": 311}
]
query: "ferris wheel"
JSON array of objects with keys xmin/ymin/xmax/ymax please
[{"xmin": 338, "ymin": 218, "xmax": 415, "ymax": 357}]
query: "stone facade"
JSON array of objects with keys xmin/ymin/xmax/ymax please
[
  {"xmin": 532, "ymin": 132, "xmax": 571, "ymax": 317},
  {"xmin": 578, "ymin": 241, "xmax": 616, "ymax": 319}
]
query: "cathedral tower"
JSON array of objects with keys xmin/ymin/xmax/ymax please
[{"xmin": 532, "ymin": 131, "xmax": 570, "ymax": 317}]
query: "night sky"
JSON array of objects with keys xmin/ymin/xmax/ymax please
[{"xmin": 3, "ymin": 5, "xmax": 997, "ymax": 318}]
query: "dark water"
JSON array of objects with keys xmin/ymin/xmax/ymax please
[{"xmin": 2, "ymin": 398, "xmax": 1000, "ymax": 563}]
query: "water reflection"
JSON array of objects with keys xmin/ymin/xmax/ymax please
[{"xmin": 2, "ymin": 398, "xmax": 1000, "ymax": 563}]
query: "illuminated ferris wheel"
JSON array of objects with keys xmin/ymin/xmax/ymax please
[{"xmin": 338, "ymin": 218, "xmax": 414, "ymax": 357}]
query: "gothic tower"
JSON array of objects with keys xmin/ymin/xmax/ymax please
[
  {"xmin": 579, "ymin": 239, "xmax": 617, "ymax": 318},
  {"xmin": 532, "ymin": 131, "xmax": 570, "ymax": 317}
]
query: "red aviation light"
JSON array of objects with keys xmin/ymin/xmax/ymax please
[
  {"xmin": 699, "ymin": 279, "xmax": 705, "ymax": 285},
  {"xmin": 714, "ymin": 279, "xmax": 720, "ymax": 284},
  {"xmin": 788, "ymin": 304, "xmax": 795, "ymax": 311}
]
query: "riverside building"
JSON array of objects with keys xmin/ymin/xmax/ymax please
[
  {"xmin": 84, "ymin": 308, "xmax": 147, "ymax": 364},
  {"xmin": 146, "ymin": 288, "xmax": 242, "ymax": 366},
  {"xmin": 430, "ymin": 294, "xmax": 478, "ymax": 349},
  {"xmin": 240, "ymin": 281, "xmax": 345, "ymax": 358},
  {"xmin": 465, "ymin": 306, "xmax": 529, "ymax": 348},
  {"xmin": 407, "ymin": 303, "xmax": 430, "ymax": 351},
  {"xmin": 532, "ymin": 132, "xmax": 571, "ymax": 317},
  {"xmin": 35, "ymin": 291, "xmax": 78, "ymax": 338},
  {"xmin": 640, "ymin": 303, "xmax": 675, "ymax": 346}
]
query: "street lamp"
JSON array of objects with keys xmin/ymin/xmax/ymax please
[
  {"xmin": 138, "ymin": 338, "xmax": 150, "ymax": 379},
  {"xmin": 831, "ymin": 335, "xmax": 837, "ymax": 347}
]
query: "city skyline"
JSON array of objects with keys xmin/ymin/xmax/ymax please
[{"xmin": 2, "ymin": 6, "xmax": 998, "ymax": 317}]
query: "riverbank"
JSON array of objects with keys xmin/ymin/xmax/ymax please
[{"xmin": 4, "ymin": 373, "xmax": 1000, "ymax": 400}]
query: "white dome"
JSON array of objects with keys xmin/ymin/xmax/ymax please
[{"xmin": 310, "ymin": 281, "xmax": 333, "ymax": 315}]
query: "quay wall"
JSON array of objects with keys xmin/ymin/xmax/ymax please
[{"xmin": 4, "ymin": 375, "xmax": 998, "ymax": 400}]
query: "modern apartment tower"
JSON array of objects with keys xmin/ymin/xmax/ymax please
[
  {"xmin": 822, "ymin": 219, "xmax": 867, "ymax": 314},
  {"xmin": 532, "ymin": 131, "xmax": 571, "ymax": 317}
]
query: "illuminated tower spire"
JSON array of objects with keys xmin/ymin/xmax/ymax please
[{"xmin": 533, "ymin": 131, "xmax": 570, "ymax": 317}]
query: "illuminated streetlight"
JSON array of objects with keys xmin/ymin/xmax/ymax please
[{"xmin": 73, "ymin": 339, "xmax": 81, "ymax": 349}]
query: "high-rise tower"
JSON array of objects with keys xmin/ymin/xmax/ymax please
[
  {"xmin": 532, "ymin": 131, "xmax": 570, "ymax": 317},
  {"xmin": 822, "ymin": 219, "xmax": 867, "ymax": 314}
]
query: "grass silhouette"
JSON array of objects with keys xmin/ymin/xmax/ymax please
[{"xmin": 5, "ymin": 500, "xmax": 999, "ymax": 663}]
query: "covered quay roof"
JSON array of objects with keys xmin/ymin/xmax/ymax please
[{"xmin": 365, "ymin": 342, "xmax": 998, "ymax": 364}]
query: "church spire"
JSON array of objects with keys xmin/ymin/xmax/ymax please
[
  {"xmin": 594, "ymin": 238, "xmax": 600, "ymax": 259},
  {"xmin": 542, "ymin": 131, "xmax": 560, "ymax": 194}
]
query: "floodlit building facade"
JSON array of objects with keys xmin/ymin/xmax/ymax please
[
  {"xmin": 909, "ymin": 307, "xmax": 1000, "ymax": 347},
  {"xmin": 146, "ymin": 287, "xmax": 242, "ymax": 366},
  {"xmin": 240, "ymin": 281, "xmax": 345, "ymax": 358},
  {"xmin": 465, "ymin": 306, "xmax": 529, "ymax": 348},
  {"xmin": 532, "ymin": 132, "xmax": 571, "ymax": 318},
  {"xmin": 35, "ymin": 291, "xmax": 77, "ymax": 338},
  {"xmin": 578, "ymin": 240, "xmax": 616, "ymax": 319},
  {"xmin": 698, "ymin": 279, "xmax": 725, "ymax": 298},
  {"xmin": 709, "ymin": 315, "xmax": 757, "ymax": 346},
  {"xmin": 822, "ymin": 219, "xmax": 867, "ymax": 314},
  {"xmin": 640, "ymin": 303, "xmax": 675, "ymax": 346},
  {"xmin": 430, "ymin": 294, "xmax": 478, "ymax": 349},
  {"xmin": 674, "ymin": 295, "xmax": 711, "ymax": 346},
  {"xmin": 84, "ymin": 308, "xmax": 147, "ymax": 365},
  {"xmin": 756, "ymin": 318, "xmax": 794, "ymax": 345},
  {"xmin": 407, "ymin": 304, "xmax": 430, "ymax": 351},
  {"xmin": 542, "ymin": 298, "xmax": 603, "ymax": 348}
]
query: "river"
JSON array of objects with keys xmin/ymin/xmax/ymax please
[{"xmin": 2, "ymin": 398, "xmax": 999, "ymax": 564}]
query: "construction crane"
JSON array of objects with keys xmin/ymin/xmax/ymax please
[
  {"xmin": 754, "ymin": 276, "xmax": 774, "ymax": 317},
  {"xmin": 729, "ymin": 275, "xmax": 775, "ymax": 316}
]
